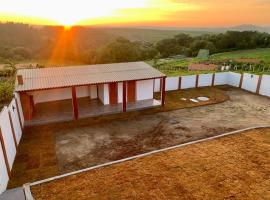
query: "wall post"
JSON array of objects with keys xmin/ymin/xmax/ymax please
[{"xmin": 71, "ymin": 87, "xmax": 78, "ymax": 120}]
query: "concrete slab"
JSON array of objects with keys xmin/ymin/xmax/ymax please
[{"xmin": 0, "ymin": 188, "xmax": 25, "ymax": 200}]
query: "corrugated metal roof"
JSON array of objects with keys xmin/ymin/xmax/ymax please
[{"xmin": 15, "ymin": 62, "xmax": 165, "ymax": 92}]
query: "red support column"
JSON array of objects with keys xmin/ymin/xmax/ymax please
[
  {"xmin": 122, "ymin": 81, "xmax": 127, "ymax": 112},
  {"xmin": 71, "ymin": 87, "xmax": 78, "ymax": 120},
  {"xmin": 161, "ymin": 77, "xmax": 166, "ymax": 107}
]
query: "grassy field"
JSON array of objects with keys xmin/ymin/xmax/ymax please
[
  {"xmin": 211, "ymin": 48, "xmax": 270, "ymax": 63},
  {"xmin": 147, "ymin": 48, "xmax": 270, "ymax": 76}
]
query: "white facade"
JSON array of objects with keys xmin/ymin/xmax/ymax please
[
  {"xmin": 98, "ymin": 84, "xmax": 110, "ymax": 105},
  {"xmin": 89, "ymin": 85, "xmax": 98, "ymax": 99},
  {"xmin": 117, "ymin": 82, "xmax": 123, "ymax": 103},
  {"xmin": 136, "ymin": 80, "xmax": 154, "ymax": 101}
]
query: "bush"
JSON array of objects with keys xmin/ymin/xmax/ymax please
[{"xmin": 0, "ymin": 81, "xmax": 13, "ymax": 103}]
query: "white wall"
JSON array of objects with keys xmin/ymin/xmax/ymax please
[
  {"xmin": 154, "ymin": 78, "xmax": 161, "ymax": 92},
  {"xmin": 89, "ymin": 85, "xmax": 97, "ymax": 99},
  {"xmin": 166, "ymin": 77, "xmax": 179, "ymax": 91},
  {"xmin": 136, "ymin": 80, "xmax": 154, "ymax": 101},
  {"xmin": 198, "ymin": 74, "xmax": 213, "ymax": 87},
  {"xmin": 0, "ymin": 142, "xmax": 9, "ymax": 194},
  {"xmin": 98, "ymin": 84, "xmax": 109, "ymax": 105},
  {"xmin": 76, "ymin": 86, "xmax": 90, "ymax": 98},
  {"xmin": 14, "ymin": 92, "xmax": 24, "ymax": 126},
  {"xmin": 30, "ymin": 86, "xmax": 92, "ymax": 104},
  {"xmin": 259, "ymin": 75, "xmax": 270, "ymax": 97},
  {"xmin": 29, "ymin": 88, "xmax": 72, "ymax": 104},
  {"xmin": 228, "ymin": 72, "xmax": 241, "ymax": 87},
  {"xmin": 0, "ymin": 95, "xmax": 24, "ymax": 194},
  {"xmin": 8, "ymin": 99, "xmax": 22, "ymax": 143},
  {"xmin": 181, "ymin": 75, "xmax": 196, "ymax": 89},
  {"xmin": 118, "ymin": 82, "xmax": 123, "ymax": 103},
  {"xmin": 0, "ymin": 107, "xmax": 16, "ymax": 170},
  {"xmin": 242, "ymin": 73, "xmax": 259, "ymax": 93},
  {"xmin": 214, "ymin": 72, "xmax": 229, "ymax": 85}
]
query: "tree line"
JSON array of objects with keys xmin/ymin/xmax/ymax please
[{"xmin": 0, "ymin": 22, "xmax": 270, "ymax": 65}]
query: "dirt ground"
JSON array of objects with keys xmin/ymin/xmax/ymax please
[
  {"xmin": 8, "ymin": 86, "xmax": 270, "ymax": 188},
  {"xmin": 55, "ymin": 87, "xmax": 270, "ymax": 173},
  {"xmin": 31, "ymin": 128, "xmax": 270, "ymax": 200}
]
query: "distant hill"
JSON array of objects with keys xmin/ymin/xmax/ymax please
[
  {"xmin": 98, "ymin": 25, "xmax": 270, "ymax": 42},
  {"xmin": 130, "ymin": 24, "xmax": 270, "ymax": 34},
  {"xmin": 98, "ymin": 27, "xmax": 212, "ymax": 43}
]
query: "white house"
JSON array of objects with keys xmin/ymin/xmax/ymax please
[{"xmin": 15, "ymin": 62, "xmax": 166, "ymax": 125}]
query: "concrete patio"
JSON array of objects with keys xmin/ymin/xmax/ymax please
[{"xmin": 26, "ymin": 98, "xmax": 161, "ymax": 126}]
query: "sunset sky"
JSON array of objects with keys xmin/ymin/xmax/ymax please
[{"xmin": 0, "ymin": 0, "xmax": 269, "ymax": 27}]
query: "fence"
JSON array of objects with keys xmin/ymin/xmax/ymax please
[
  {"xmin": 0, "ymin": 93, "xmax": 24, "ymax": 194},
  {"xmin": 154, "ymin": 72, "xmax": 270, "ymax": 98},
  {"xmin": 1, "ymin": 71, "xmax": 270, "ymax": 194}
]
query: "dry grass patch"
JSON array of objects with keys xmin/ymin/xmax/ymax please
[{"xmin": 31, "ymin": 128, "xmax": 270, "ymax": 200}]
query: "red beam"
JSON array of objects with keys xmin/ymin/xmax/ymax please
[
  {"xmin": 122, "ymin": 81, "xmax": 127, "ymax": 112},
  {"xmin": 161, "ymin": 77, "xmax": 166, "ymax": 106},
  {"xmin": 0, "ymin": 127, "xmax": 11, "ymax": 178},
  {"xmin": 71, "ymin": 87, "xmax": 78, "ymax": 120},
  {"xmin": 8, "ymin": 110, "xmax": 18, "ymax": 151}
]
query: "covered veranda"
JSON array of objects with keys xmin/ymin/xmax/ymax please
[
  {"xmin": 15, "ymin": 62, "xmax": 166, "ymax": 126},
  {"xmin": 26, "ymin": 81, "xmax": 164, "ymax": 126}
]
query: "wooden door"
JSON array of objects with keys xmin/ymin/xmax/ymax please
[
  {"xmin": 109, "ymin": 83, "xmax": 118, "ymax": 104},
  {"xmin": 127, "ymin": 81, "xmax": 136, "ymax": 102}
]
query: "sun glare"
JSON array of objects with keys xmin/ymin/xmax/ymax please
[{"xmin": 0, "ymin": 0, "xmax": 151, "ymax": 26}]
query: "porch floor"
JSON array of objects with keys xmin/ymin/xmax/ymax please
[{"xmin": 26, "ymin": 98, "xmax": 161, "ymax": 126}]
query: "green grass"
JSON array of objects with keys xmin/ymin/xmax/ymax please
[
  {"xmin": 147, "ymin": 57, "xmax": 212, "ymax": 76},
  {"xmin": 211, "ymin": 48, "xmax": 270, "ymax": 63}
]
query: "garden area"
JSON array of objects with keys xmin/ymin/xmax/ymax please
[
  {"xmin": 148, "ymin": 48, "xmax": 270, "ymax": 76},
  {"xmin": 0, "ymin": 63, "xmax": 17, "ymax": 109}
]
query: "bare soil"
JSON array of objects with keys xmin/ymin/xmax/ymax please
[
  {"xmin": 8, "ymin": 86, "xmax": 270, "ymax": 188},
  {"xmin": 31, "ymin": 128, "xmax": 270, "ymax": 200},
  {"xmin": 55, "ymin": 87, "xmax": 270, "ymax": 173}
]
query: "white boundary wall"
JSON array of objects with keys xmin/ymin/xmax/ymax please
[
  {"xmin": 259, "ymin": 75, "xmax": 270, "ymax": 97},
  {"xmin": 198, "ymin": 74, "xmax": 213, "ymax": 87},
  {"xmin": 214, "ymin": 72, "xmax": 229, "ymax": 85},
  {"xmin": 0, "ymin": 93, "xmax": 24, "ymax": 194},
  {"xmin": 242, "ymin": 73, "xmax": 259, "ymax": 93},
  {"xmin": 165, "ymin": 77, "xmax": 179, "ymax": 91},
  {"xmin": 227, "ymin": 72, "xmax": 241, "ymax": 87},
  {"xmin": 181, "ymin": 75, "xmax": 196, "ymax": 89}
]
